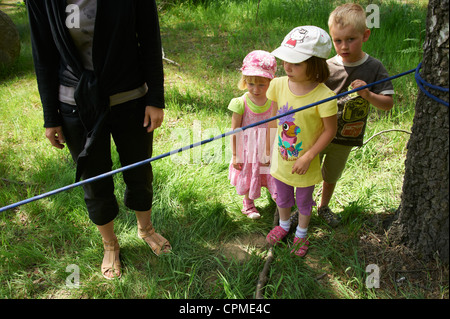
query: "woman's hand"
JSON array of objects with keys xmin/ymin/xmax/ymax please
[
  {"xmin": 143, "ymin": 106, "xmax": 164, "ymax": 133},
  {"xmin": 45, "ymin": 126, "xmax": 66, "ymax": 149}
]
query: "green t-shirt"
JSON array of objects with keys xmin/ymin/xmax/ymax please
[{"xmin": 227, "ymin": 93, "xmax": 272, "ymax": 115}]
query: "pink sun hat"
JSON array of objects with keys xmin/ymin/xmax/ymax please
[{"xmin": 240, "ymin": 50, "xmax": 277, "ymax": 79}]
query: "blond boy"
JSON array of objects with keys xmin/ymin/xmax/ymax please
[{"xmin": 318, "ymin": 3, "xmax": 395, "ymax": 226}]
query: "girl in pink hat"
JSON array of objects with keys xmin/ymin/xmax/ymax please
[{"xmin": 228, "ymin": 50, "xmax": 278, "ymax": 219}]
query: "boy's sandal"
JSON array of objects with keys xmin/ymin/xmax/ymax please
[
  {"xmin": 290, "ymin": 237, "xmax": 310, "ymax": 257},
  {"xmin": 102, "ymin": 238, "xmax": 121, "ymax": 280},
  {"xmin": 138, "ymin": 223, "xmax": 172, "ymax": 256},
  {"xmin": 242, "ymin": 199, "xmax": 261, "ymax": 219},
  {"xmin": 266, "ymin": 226, "xmax": 288, "ymax": 245}
]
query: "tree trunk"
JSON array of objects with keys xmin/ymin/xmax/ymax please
[{"xmin": 387, "ymin": 0, "xmax": 449, "ymax": 263}]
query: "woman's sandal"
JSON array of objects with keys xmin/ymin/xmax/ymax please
[
  {"xmin": 266, "ymin": 226, "xmax": 288, "ymax": 245},
  {"xmin": 138, "ymin": 223, "xmax": 172, "ymax": 256},
  {"xmin": 102, "ymin": 238, "xmax": 121, "ymax": 280},
  {"xmin": 242, "ymin": 198, "xmax": 261, "ymax": 219},
  {"xmin": 290, "ymin": 237, "xmax": 310, "ymax": 257}
]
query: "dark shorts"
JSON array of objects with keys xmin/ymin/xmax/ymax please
[
  {"xmin": 320, "ymin": 143, "xmax": 353, "ymax": 184},
  {"xmin": 60, "ymin": 97, "xmax": 154, "ymax": 225}
]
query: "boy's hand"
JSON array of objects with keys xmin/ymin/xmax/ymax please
[
  {"xmin": 350, "ymin": 79, "xmax": 394, "ymax": 111},
  {"xmin": 351, "ymin": 79, "xmax": 370, "ymax": 100},
  {"xmin": 143, "ymin": 106, "xmax": 164, "ymax": 133}
]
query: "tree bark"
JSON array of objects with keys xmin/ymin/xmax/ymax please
[{"xmin": 387, "ymin": 0, "xmax": 449, "ymax": 263}]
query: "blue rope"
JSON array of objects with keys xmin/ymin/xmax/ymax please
[
  {"xmin": 415, "ymin": 62, "xmax": 449, "ymax": 107},
  {"xmin": 0, "ymin": 66, "xmax": 420, "ymax": 213}
]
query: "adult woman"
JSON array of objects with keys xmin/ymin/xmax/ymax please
[{"xmin": 27, "ymin": 0, "xmax": 170, "ymax": 279}]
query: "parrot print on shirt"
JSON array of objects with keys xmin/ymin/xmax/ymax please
[{"xmin": 277, "ymin": 103, "xmax": 303, "ymax": 160}]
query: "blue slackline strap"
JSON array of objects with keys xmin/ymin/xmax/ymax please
[
  {"xmin": 0, "ymin": 65, "xmax": 428, "ymax": 213},
  {"xmin": 415, "ymin": 62, "xmax": 449, "ymax": 107}
]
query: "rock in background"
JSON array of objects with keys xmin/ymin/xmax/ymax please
[{"xmin": 0, "ymin": 9, "xmax": 21, "ymax": 66}]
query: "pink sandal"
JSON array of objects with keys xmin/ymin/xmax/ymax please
[
  {"xmin": 290, "ymin": 237, "xmax": 310, "ymax": 257},
  {"xmin": 242, "ymin": 198, "xmax": 260, "ymax": 219},
  {"xmin": 266, "ymin": 226, "xmax": 288, "ymax": 245}
]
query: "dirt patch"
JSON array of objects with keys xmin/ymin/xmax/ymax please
[
  {"xmin": 221, "ymin": 233, "xmax": 267, "ymax": 262},
  {"xmin": 358, "ymin": 215, "xmax": 449, "ymax": 298}
]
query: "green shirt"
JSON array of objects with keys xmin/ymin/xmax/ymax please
[{"xmin": 227, "ymin": 93, "xmax": 272, "ymax": 115}]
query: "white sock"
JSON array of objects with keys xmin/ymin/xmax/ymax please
[
  {"xmin": 279, "ymin": 219, "xmax": 290, "ymax": 232},
  {"xmin": 295, "ymin": 226, "xmax": 308, "ymax": 239}
]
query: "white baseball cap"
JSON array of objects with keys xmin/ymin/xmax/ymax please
[{"xmin": 271, "ymin": 26, "xmax": 332, "ymax": 64}]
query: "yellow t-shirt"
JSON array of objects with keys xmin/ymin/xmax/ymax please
[{"xmin": 267, "ymin": 77, "xmax": 337, "ymax": 187}]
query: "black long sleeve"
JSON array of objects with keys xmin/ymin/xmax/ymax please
[{"xmin": 27, "ymin": 0, "xmax": 165, "ymax": 128}]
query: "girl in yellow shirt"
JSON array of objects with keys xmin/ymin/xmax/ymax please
[{"xmin": 266, "ymin": 26, "xmax": 337, "ymax": 257}]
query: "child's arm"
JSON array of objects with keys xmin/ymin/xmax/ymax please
[
  {"xmin": 265, "ymin": 102, "xmax": 279, "ymax": 164},
  {"xmin": 351, "ymin": 79, "xmax": 394, "ymax": 111},
  {"xmin": 291, "ymin": 114, "xmax": 337, "ymax": 175},
  {"xmin": 231, "ymin": 112, "xmax": 243, "ymax": 170}
]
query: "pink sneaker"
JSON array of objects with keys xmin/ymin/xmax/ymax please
[
  {"xmin": 290, "ymin": 237, "xmax": 310, "ymax": 257},
  {"xmin": 266, "ymin": 226, "xmax": 288, "ymax": 245},
  {"xmin": 242, "ymin": 198, "xmax": 260, "ymax": 219}
]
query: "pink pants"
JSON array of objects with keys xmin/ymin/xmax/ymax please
[{"xmin": 273, "ymin": 178, "xmax": 316, "ymax": 216}]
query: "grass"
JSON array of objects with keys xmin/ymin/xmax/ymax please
[{"xmin": 1, "ymin": 0, "xmax": 448, "ymax": 301}]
